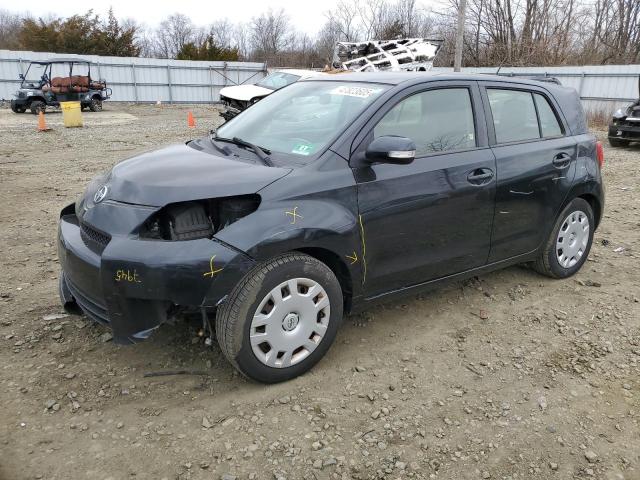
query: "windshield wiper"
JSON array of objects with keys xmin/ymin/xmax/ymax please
[
  {"xmin": 214, "ymin": 136, "xmax": 274, "ymax": 167},
  {"xmin": 208, "ymin": 130, "xmax": 231, "ymax": 156}
]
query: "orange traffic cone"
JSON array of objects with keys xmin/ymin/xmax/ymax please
[
  {"xmin": 187, "ymin": 111, "xmax": 195, "ymax": 128},
  {"xmin": 37, "ymin": 111, "xmax": 51, "ymax": 132}
]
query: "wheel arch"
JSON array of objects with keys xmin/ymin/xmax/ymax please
[
  {"xmin": 557, "ymin": 179, "xmax": 604, "ymax": 231},
  {"xmin": 27, "ymin": 96, "xmax": 46, "ymax": 105},
  {"xmin": 578, "ymin": 193, "xmax": 602, "ymax": 229},
  {"xmin": 295, "ymin": 246, "xmax": 354, "ymax": 314}
]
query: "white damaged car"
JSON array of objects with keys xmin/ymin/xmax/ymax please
[{"xmin": 219, "ymin": 69, "xmax": 325, "ymax": 121}]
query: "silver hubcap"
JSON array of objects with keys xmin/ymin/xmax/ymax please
[
  {"xmin": 250, "ymin": 277, "xmax": 330, "ymax": 368},
  {"xmin": 556, "ymin": 210, "xmax": 589, "ymax": 268}
]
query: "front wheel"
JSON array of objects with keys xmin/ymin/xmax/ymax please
[
  {"xmin": 89, "ymin": 98, "xmax": 102, "ymax": 112},
  {"xmin": 11, "ymin": 103, "xmax": 26, "ymax": 113},
  {"xmin": 215, "ymin": 252, "xmax": 343, "ymax": 383},
  {"xmin": 533, "ymin": 198, "xmax": 594, "ymax": 278}
]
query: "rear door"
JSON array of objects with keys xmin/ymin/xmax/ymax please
[
  {"xmin": 480, "ymin": 83, "xmax": 577, "ymax": 262},
  {"xmin": 352, "ymin": 81, "xmax": 497, "ymax": 297}
]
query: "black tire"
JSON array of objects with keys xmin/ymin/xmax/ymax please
[
  {"xmin": 533, "ymin": 198, "xmax": 594, "ymax": 279},
  {"xmin": 215, "ymin": 252, "xmax": 343, "ymax": 383},
  {"xmin": 30, "ymin": 100, "xmax": 46, "ymax": 115},
  {"xmin": 608, "ymin": 137, "xmax": 629, "ymax": 148},
  {"xmin": 11, "ymin": 104, "xmax": 26, "ymax": 113},
  {"xmin": 89, "ymin": 98, "xmax": 102, "ymax": 112}
]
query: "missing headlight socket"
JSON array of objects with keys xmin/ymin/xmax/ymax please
[{"xmin": 141, "ymin": 195, "xmax": 260, "ymax": 241}]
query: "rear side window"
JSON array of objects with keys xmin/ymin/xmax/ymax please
[
  {"xmin": 488, "ymin": 89, "xmax": 540, "ymax": 143},
  {"xmin": 534, "ymin": 93, "xmax": 563, "ymax": 137},
  {"xmin": 374, "ymin": 88, "xmax": 476, "ymax": 156}
]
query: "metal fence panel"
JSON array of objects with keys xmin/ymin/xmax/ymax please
[
  {"xmin": 2, "ymin": 49, "xmax": 638, "ymax": 113},
  {"xmin": 0, "ymin": 49, "xmax": 267, "ymax": 103}
]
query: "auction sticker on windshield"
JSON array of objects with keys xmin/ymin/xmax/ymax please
[
  {"xmin": 291, "ymin": 143, "xmax": 314, "ymax": 155},
  {"xmin": 330, "ymin": 86, "xmax": 382, "ymax": 98}
]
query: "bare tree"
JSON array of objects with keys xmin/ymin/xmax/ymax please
[
  {"xmin": 325, "ymin": 0, "xmax": 363, "ymax": 41},
  {"xmin": 154, "ymin": 13, "xmax": 196, "ymax": 58},
  {"xmin": 249, "ymin": 8, "xmax": 294, "ymax": 64}
]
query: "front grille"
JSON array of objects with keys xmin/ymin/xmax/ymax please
[
  {"xmin": 80, "ymin": 222, "xmax": 111, "ymax": 253},
  {"xmin": 65, "ymin": 277, "xmax": 110, "ymax": 326}
]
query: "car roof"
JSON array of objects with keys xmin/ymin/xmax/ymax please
[
  {"xmin": 301, "ymin": 71, "xmax": 560, "ymax": 87},
  {"xmin": 301, "ymin": 71, "xmax": 588, "ymax": 136}
]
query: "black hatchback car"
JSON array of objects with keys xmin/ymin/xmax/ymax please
[{"xmin": 58, "ymin": 73, "xmax": 605, "ymax": 383}]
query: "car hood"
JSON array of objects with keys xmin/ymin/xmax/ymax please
[
  {"xmin": 102, "ymin": 143, "xmax": 290, "ymax": 207},
  {"xmin": 219, "ymin": 84, "xmax": 273, "ymax": 102}
]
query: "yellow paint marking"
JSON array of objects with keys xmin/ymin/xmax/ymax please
[
  {"xmin": 285, "ymin": 206, "xmax": 303, "ymax": 224},
  {"xmin": 203, "ymin": 255, "xmax": 224, "ymax": 277},
  {"xmin": 115, "ymin": 269, "xmax": 142, "ymax": 283},
  {"xmin": 358, "ymin": 214, "xmax": 367, "ymax": 284},
  {"xmin": 346, "ymin": 251, "xmax": 358, "ymax": 265}
]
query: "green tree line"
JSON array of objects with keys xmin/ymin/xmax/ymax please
[{"xmin": 1, "ymin": 8, "xmax": 238, "ymax": 61}]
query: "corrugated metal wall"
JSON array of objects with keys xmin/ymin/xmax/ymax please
[
  {"xmin": 0, "ymin": 50, "xmax": 267, "ymax": 103},
  {"xmin": 432, "ymin": 64, "xmax": 640, "ymax": 112},
  {"xmin": 2, "ymin": 49, "xmax": 638, "ymax": 112}
]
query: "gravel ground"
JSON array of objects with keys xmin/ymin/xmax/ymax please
[{"xmin": 0, "ymin": 105, "xmax": 639, "ymax": 480}]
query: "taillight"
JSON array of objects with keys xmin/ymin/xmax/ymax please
[{"xmin": 596, "ymin": 141, "xmax": 604, "ymax": 168}]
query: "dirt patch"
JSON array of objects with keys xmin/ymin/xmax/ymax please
[{"xmin": 0, "ymin": 105, "xmax": 638, "ymax": 480}]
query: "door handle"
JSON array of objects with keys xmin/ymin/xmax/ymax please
[
  {"xmin": 467, "ymin": 168, "xmax": 494, "ymax": 185},
  {"xmin": 552, "ymin": 152, "xmax": 572, "ymax": 168}
]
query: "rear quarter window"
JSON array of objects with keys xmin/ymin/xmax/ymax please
[{"xmin": 534, "ymin": 93, "xmax": 563, "ymax": 137}]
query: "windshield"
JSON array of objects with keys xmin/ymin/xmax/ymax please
[
  {"xmin": 21, "ymin": 63, "xmax": 48, "ymax": 87},
  {"xmin": 256, "ymin": 72, "xmax": 301, "ymax": 90},
  {"xmin": 215, "ymin": 81, "xmax": 389, "ymax": 163}
]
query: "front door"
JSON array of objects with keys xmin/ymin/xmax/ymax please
[
  {"xmin": 352, "ymin": 82, "xmax": 497, "ymax": 298},
  {"xmin": 480, "ymin": 84, "xmax": 578, "ymax": 262}
]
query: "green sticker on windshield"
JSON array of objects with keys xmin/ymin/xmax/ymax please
[{"xmin": 291, "ymin": 143, "xmax": 314, "ymax": 156}]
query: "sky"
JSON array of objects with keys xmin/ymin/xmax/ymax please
[{"xmin": 4, "ymin": 0, "xmax": 442, "ymax": 36}]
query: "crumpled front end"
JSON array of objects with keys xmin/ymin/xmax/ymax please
[
  {"xmin": 57, "ymin": 199, "xmax": 256, "ymax": 344},
  {"xmin": 609, "ymin": 100, "xmax": 640, "ymax": 142}
]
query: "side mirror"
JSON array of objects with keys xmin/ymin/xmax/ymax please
[
  {"xmin": 18, "ymin": 73, "xmax": 24, "ymax": 80},
  {"xmin": 365, "ymin": 136, "xmax": 416, "ymax": 165}
]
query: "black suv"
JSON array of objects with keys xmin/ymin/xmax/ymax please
[{"xmin": 58, "ymin": 73, "xmax": 605, "ymax": 383}]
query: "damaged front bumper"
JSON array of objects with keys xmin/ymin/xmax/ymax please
[
  {"xmin": 57, "ymin": 203, "xmax": 255, "ymax": 344},
  {"xmin": 608, "ymin": 122, "xmax": 640, "ymax": 142}
]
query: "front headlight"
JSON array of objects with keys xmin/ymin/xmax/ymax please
[{"xmin": 26, "ymin": 91, "xmax": 34, "ymax": 96}]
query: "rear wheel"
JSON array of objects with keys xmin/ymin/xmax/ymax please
[
  {"xmin": 533, "ymin": 198, "xmax": 594, "ymax": 278},
  {"xmin": 30, "ymin": 100, "xmax": 46, "ymax": 115},
  {"xmin": 608, "ymin": 137, "xmax": 629, "ymax": 147},
  {"xmin": 89, "ymin": 98, "xmax": 102, "ymax": 112},
  {"xmin": 215, "ymin": 252, "xmax": 343, "ymax": 383}
]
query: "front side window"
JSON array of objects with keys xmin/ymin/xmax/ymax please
[
  {"xmin": 488, "ymin": 89, "xmax": 539, "ymax": 143},
  {"xmin": 534, "ymin": 93, "xmax": 563, "ymax": 137},
  {"xmin": 256, "ymin": 72, "xmax": 301, "ymax": 90},
  {"xmin": 373, "ymin": 88, "xmax": 476, "ymax": 156}
]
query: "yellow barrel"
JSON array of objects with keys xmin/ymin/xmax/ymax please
[{"xmin": 60, "ymin": 101, "xmax": 83, "ymax": 128}]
